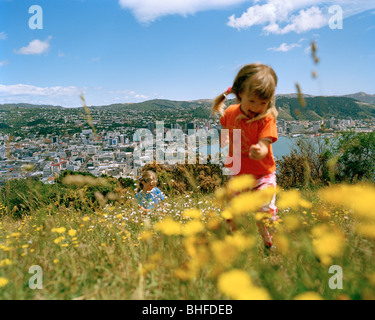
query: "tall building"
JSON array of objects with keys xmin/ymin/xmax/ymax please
[{"xmin": 147, "ymin": 122, "xmax": 155, "ymax": 134}]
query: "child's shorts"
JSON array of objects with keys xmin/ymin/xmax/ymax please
[
  {"xmin": 253, "ymin": 172, "xmax": 278, "ymax": 221},
  {"xmin": 231, "ymin": 171, "xmax": 278, "ymax": 220}
]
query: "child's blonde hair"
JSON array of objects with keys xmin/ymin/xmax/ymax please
[
  {"xmin": 139, "ymin": 170, "xmax": 157, "ymax": 189},
  {"xmin": 212, "ymin": 63, "xmax": 278, "ymax": 123}
]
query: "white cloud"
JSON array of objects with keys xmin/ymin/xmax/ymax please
[
  {"xmin": 109, "ymin": 89, "xmax": 149, "ymax": 100},
  {"xmin": 0, "ymin": 32, "xmax": 7, "ymax": 40},
  {"xmin": 277, "ymin": 6, "xmax": 328, "ymax": 34},
  {"xmin": 14, "ymin": 36, "xmax": 52, "ymax": 55},
  {"xmin": 227, "ymin": 0, "xmax": 375, "ymax": 34},
  {"xmin": 0, "ymin": 60, "xmax": 9, "ymax": 67},
  {"xmin": 0, "ymin": 84, "xmax": 80, "ymax": 97},
  {"xmin": 118, "ymin": 0, "xmax": 247, "ymax": 23},
  {"xmin": 267, "ymin": 42, "xmax": 301, "ymax": 52}
]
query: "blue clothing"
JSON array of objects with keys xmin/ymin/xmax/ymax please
[{"xmin": 135, "ymin": 187, "xmax": 165, "ymax": 210}]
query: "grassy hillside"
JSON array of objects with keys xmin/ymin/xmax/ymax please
[
  {"xmin": 95, "ymin": 95, "xmax": 375, "ymax": 120},
  {"xmin": 0, "ymin": 172, "xmax": 374, "ymax": 300},
  {"xmin": 276, "ymin": 96, "xmax": 375, "ymax": 120}
]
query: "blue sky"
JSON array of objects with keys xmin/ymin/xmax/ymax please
[{"xmin": 0, "ymin": 0, "xmax": 374, "ymax": 108}]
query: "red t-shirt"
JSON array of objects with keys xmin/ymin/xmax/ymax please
[{"xmin": 220, "ymin": 104, "xmax": 278, "ymax": 176}]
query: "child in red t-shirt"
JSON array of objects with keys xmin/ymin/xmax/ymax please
[{"xmin": 212, "ymin": 63, "xmax": 279, "ymax": 249}]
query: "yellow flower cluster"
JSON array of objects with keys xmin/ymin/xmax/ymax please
[
  {"xmin": 294, "ymin": 291, "xmax": 324, "ymax": 300},
  {"xmin": 227, "ymin": 175, "xmax": 256, "ymax": 194},
  {"xmin": 311, "ymin": 224, "xmax": 346, "ymax": 265},
  {"xmin": 154, "ymin": 218, "xmax": 182, "ymax": 236},
  {"xmin": 0, "ymin": 259, "xmax": 12, "ymax": 267},
  {"xmin": 211, "ymin": 233, "xmax": 254, "ymax": 267},
  {"xmin": 320, "ymin": 184, "xmax": 375, "ymax": 219},
  {"xmin": 217, "ymin": 269, "xmax": 270, "ymax": 300},
  {"xmin": 51, "ymin": 227, "xmax": 66, "ymax": 234},
  {"xmin": 0, "ymin": 202, "xmax": 5, "ymax": 215},
  {"xmin": 0, "ymin": 277, "xmax": 9, "ymax": 288},
  {"xmin": 277, "ymin": 189, "xmax": 312, "ymax": 210},
  {"xmin": 320, "ymin": 184, "xmax": 375, "ymax": 240}
]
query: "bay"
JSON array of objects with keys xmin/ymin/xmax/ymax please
[{"xmin": 198, "ymin": 136, "xmax": 300, "ymax": 160}]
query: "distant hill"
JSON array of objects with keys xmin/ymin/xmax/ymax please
[
  {"xmin": 1, "ymin": 93, "xmax": 375, "ymax": 120},
  {"xmin": 276, "ymin": 96, "xmax": 375, "ymax": 120},
  {"xmin": 89, "ymin": 99, "xmax": 212, "ymax": 111},
  {"xmin": 0, "ymin": 103, "xmax": 63, "ymax": 110},
  {"xmin": 342, "ymin": 92, "xmax": 375, "ymax": 104}
]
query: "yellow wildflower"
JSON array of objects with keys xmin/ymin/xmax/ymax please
[
  {"xmin": 182, "ymin": 209, "xmax": 201, "ymax": 220},
  {"xmin": 206, "ymin": 217, "xmax": 221, "ymax": 231},
  {"xmin": 224, "ymin": 232, "xmax": 254, "ymax": 251},
  {"xmin": 227, "ymin": 175, "xmax": 256, "ymax": 193},
  {"xmin": 218, "ymin": 270, "xmax": 263, "ymax": 300},
  {"xmin": 0, "ymin": 277, "xmax": 9, "ymax": 288},
  {"xmin": 68, "ymin": 229, "xmax": 77, "ymax": 237},
  {"xmin": 273, "ymin": 233, "xmax": 290, "ymax": 255},
  {"xmin": 236, "ymin": 287, "xmax": 271, "ymax": 300},
  {"xmin": 184, "ymin": 236, "xmax": 197, "ymax": 257},
  {"xmin": 211, "ymin": 240, "xmax": 239, "ymax": 267},
  {"xmin": 183, "ymin": 220, "xmax": 205, "ymax": 236},
  {"xmin": 140, "ymin": 230, "xmax": 153, "ymax": 241},
  {"xmin": 214, "ymin": 187, "xmax": 227, "ymax": 203},
  {"xmin": 10, "ymin": 232, "xmax": 21, "ymax": 238},
  {"xmin": 154, "ymin": 218, "xmax": 182, "ymax": 236},
  {"xmin": 0, "ymin": 259, "xmax": 12, "ymax": 267},
  {"xmin": 51, "ymin": 227, "xmax": 66, "ymax": 234},
  {"xmin": 312, "ymin": 225, "xmax": 345, "ymax": 265},
  {"xmin": 230, "ymin": 188, "xmax": 274, "ymax": 215},
  {"xmin": 356, "ymin": 224, "xmax": 375, "ymax": 240},
  {"xmin": 221, "ymin": 209, "xmax": 233, "ymax": 220},
  {"xmin": 320, "ymin": 184, "xmax": 375, "ymax": 220},
  {"xmin": 53, "ymin": 236, "xmax": 65, "ymax": 244},
  {"xmin": 174, "ymin": 268, "xmax": 196, "ymax": 281},
  {"xmin": 278, "ymin": 190, "xmax": 312, "ymax": 210},
  {"xmin": 283, "ymin": 215, "xmax": 301, "ymax": 231},
  {"xmin": 174, "ymin": 260, "xmax": 199, "ymax": 281},
  {"xmin": 294, "ymin": 291, "xmax": 324, "ymax": 300}
]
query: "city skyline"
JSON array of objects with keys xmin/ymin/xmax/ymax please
[{"xmin": 0, "ymin": 0, "xmax": 374, "ymax": 108}]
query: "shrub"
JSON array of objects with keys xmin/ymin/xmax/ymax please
[
  {"xmin": 141, "ymin": 159, "xmax": 229, "ymax": 195},
  {"xmin": 327, "ymin": 131, "xmax": 375, "ymax": 183},
  {"xmin": 277, "ymin": 137, "xmax": 329, "ymax": 189}
]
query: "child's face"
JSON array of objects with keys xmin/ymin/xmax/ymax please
[
  {"xmin": 143, "ymin": 177, "xmax": 156, "ymax": 192},
  {"xmin": 239, "ymin": 92, "xmax": 271, "ymax": 119}
]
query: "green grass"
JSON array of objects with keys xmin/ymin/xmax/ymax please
[{"xmin": 0, "ymin": 183, "xmax": 375, "ymax": 300}]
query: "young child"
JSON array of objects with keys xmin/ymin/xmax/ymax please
[
  {"xmin": 213, "ymin": 63, "xmax": 278, "ymax": 249},
  {"xmin": 136, "ymin": 170, "xmax": 165, "ymax": 213}
]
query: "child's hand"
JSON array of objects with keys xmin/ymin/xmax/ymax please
[{"xmin": 249, "ymin": 140, "xmax": 270, "ymax": 160}]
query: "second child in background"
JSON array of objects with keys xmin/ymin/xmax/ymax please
[{"xmin": 136, "ymin": 170, "xmax": 166, "ymax": 214}]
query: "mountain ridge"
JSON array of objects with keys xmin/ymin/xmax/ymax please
[{"xmin": 1, "ymin": 92, "xmax": 374, "ymax": 121}]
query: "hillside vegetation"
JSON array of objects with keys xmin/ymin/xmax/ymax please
[{"xmin": 1, "ymin": 93, "xmax": 375, "ymax": 121}]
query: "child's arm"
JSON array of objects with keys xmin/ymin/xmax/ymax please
[{"xmin": 249, "ymin": 138, "xmax": 272, "ymax": 160}]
